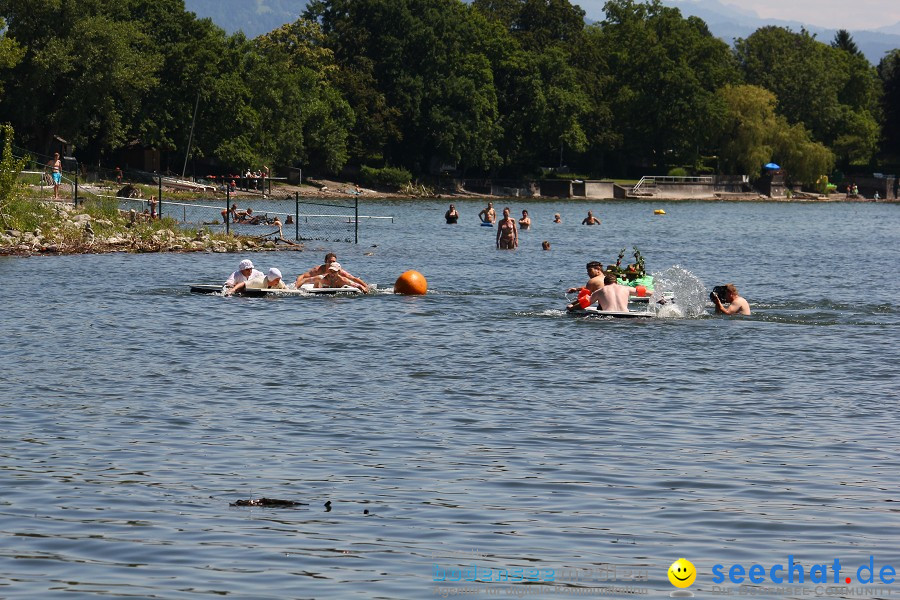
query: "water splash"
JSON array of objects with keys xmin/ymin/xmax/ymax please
[{"xmin": 650, "ymin": 265, "xmax": 708, "ymax": 318}]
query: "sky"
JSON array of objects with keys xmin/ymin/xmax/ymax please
[{"xmin": 576, "ymin": 0, "xmax": 900, "ymax": 31}]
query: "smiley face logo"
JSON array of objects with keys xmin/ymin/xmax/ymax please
[{"xmin": 668, "ymin": 558, "xmax": 696, "ymax": 588}]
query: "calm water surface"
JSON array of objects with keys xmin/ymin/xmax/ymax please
[{"xmin": 1, "ymin": 199, "xmax": 898, "ymax": 599}]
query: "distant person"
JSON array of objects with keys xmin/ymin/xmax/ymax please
[
  {"xmin": 582, "ymin": 210, "xmax": 600, "ymax": 225},
  {"xmin": 478, "ymin": 202, "xmax": 496, "ymax": 224},
  {"xmin": 553, "ymin": 213, "xmax": 562, "ymax": 224},
  {"xmin": 228, "ymin": 267, "xmax": 287, "ymax": 295},
  {"xmin": 225, "ymin": 259, "xmax": 263, "ymax": 289},
  {"xmin": 222, "ymin": 203, "xmax": 239, "ymax": 223},
  {"xmin": 567, "ymin": 261, "xmax": 605, "ymax": 310},
  {"xmin": 590, "ymin": 272, "xmax": 638, "ymax": 312},
  {"xmin": 710, "ymin": 283, "xmax": 751, "ymax": 315},
  {"xmin": 445, "ymin": 203, "xmax": 459, "ymax": 224},
  {"xmin": 48, "ymin": 152, "xmax": 62, "ymax": 200},
  {"xmin": 518, "ymin": 209, "xmax": 531, "ymax": 229},
  {"xmin": 115, "ymin": 166, "xmax": 122, "ymax": 184},
  {"xmin": 542, "ymin": 241, "xmax": 551, "ymax": 251},
  {"xmin": 496, "ymin": 206, "xmax": 518, "ymax": 249},
  {"xmin": 148, "ymin": 195, "xmax": 157, "ymax": 219}
]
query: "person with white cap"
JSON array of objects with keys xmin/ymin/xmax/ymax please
[
  {"xmin": 227, "ymin": 267, "xmax": 287, "ymax": 295},
  {"xmin": 225, "ymin": 259, "xmax": 263, "ymax": 289},
  {"xmin": 314, "ymin": 261, "xmax": 367, "ymax": 292},
  {"xmin": 294, "ymin": 252, "xmax": 368, "ymax": 292}
]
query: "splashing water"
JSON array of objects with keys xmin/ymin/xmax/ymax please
[{"xmin": 650, "ymin": 265, "xmax": 708, "ymax": 318}]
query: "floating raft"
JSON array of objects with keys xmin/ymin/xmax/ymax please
[{"xmin": 189, "ymin": 283, "xmax": 364, "ymax": 296}]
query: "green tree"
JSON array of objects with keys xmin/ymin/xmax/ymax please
[
  {"xmin": 716, "ymin": 84, "xmax": 833, "ymax": 184},
  {"xmin": 877, "ymin": 49, "xmax": 900, "ymax": 157},
  {"xmin": 831, "ymin": 29, "xmax": 862, "ymax": 57},
  {"xmin": 591, "ymin": 0, "xmax": 739, "ymax": 171},
  {"xmin": 735, "ymin": 26, "xmax": 880, "ymax": 167}
]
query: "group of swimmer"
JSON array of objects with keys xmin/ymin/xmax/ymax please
[
  {"xmin": 444, "ymin": 202, "xmax": 602, "ymax": 250},
  {"xmin": 223, "ymin": 253, "xmax": 369, "ymax": 295},
  {"xmin": 565, "ymin": 261, "xmax": 750, "ymax": 315}
]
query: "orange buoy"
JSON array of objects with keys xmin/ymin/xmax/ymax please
[{"xmin": 395, "ymin": 270, "xmax": 428, "ymax": 295}]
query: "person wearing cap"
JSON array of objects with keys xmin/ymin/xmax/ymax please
[
  {"xmin": 294, "ymin": 252, "xmax": 368, "ymax": 292},
  {"xmin": 227, "ymin": 267, "xmax": 286, "ymax": 295},
  {"xmin": 314, "ymin": 261, "xmax": 368, "ymax": 292},
  {"xmin": 225, "ymin": 259, "xmax": 263, "ymax": 288}
]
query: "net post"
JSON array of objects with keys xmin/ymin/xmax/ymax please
[
  {"xmin": 226, "ymin": 186, "xmax": 230, "ymax": 235},
  {"xmin": 295, "ymin": 192, "xmax": 299, "ymax": 241},
  {"xmin": 158, "ymin": 173, "xmax": 163, "ymax": 219},
  {"xmin": 354, "ymin": 197, "xmax": 359, "ymax": 244}
]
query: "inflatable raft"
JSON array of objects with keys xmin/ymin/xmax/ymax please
[{"xmin": 190, "ymin": 284, "xmax": 365, "ymax": 296}]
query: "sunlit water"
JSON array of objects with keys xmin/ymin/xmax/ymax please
[{"xmin": 1, "ymin": 199, "xmax": 898, "ymax": 599}]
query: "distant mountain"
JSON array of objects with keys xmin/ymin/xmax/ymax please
[
  {"xmin": 183, "ymin": 0, "xmax": 900, "ymax": 64},
  {"xmin": 656, "ymin": 0, "xmax": 900, "ymax": 65},
  {"xmin": 183, "ymin": 0, "xmax": 307, "ymax": 37}
]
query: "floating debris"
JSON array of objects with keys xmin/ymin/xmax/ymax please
[{"xmin": 230, "ymin": 498, "xmax": 308, "ymax": 508}]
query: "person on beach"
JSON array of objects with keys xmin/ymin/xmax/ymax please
[
  {"xmin": 48, "ymin": 152, "xmax": 62, "ymax": 200},
  {"xmin": 589, "ymin": 272, "xmax": 639, "ymax": 312},
  {"xmin": 227, "ymin": 267, "xmax": 287, "ymax": 295},
  {"xmin": 148, "ymin": 195, "xmax": 157, "ymax": 219},
  {"xmin": 445, "ymin": 204, "xmax": 459, "ymax": 224},
  {"xmin": 582, "ymin": 210, "xmax": 600, "ymax": 225},
  {"xmin": 225, "ymin": 259, "xmax": 263, "ymax": 289},
  {"xmin": 710, "ymin": 283, "xmax": 751, "ymax": 315},
  {"xmin": 479, "ymin": 202, "xmax": 496, "ymax": 224},
  {"xmin": 566, "ymin": 261, "xmax": 605, "ymax": 310},
  {"xmin": 519, "ymin": 209, "xmax": 531, "ymax": 230},
  {"xmin": 496, "ymin": 207, "xmax": 518, "ymax": 249},
  {"xmin": 553, "ymin": 213, "xmax": 562, "ymax": 224},
  {"xmin": 295, "ymin": 253, "xmax": 368, "ymax": 292}
]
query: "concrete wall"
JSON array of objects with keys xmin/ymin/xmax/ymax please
[
  {"xmin": 573, "ymin": 180, "xmax": 616, "ymax": 199},
  {"xmin": 539, "ymin": 179, "xmax": 573, "ymax": 198},
  {"xmin": 653, "ymin": 182, "xmax": 717, "ymax": 198}
]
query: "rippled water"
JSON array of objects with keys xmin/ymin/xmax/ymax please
[{"xmin": 2, "ymin": 199, "xmax": 898, "ymax": 599}]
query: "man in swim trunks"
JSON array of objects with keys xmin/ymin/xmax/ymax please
[
  {"xmin": 711, "ymin": 283, "xmax": 751, "ymax": 315},
  {"xmin": 225, "ymin": 259, "xmax": 264, "ymax": 289},
  {"xmin": 589, "ymin": 272, "xmax": 639, "ymax": 312},
  {"xmin": 478, "ymin": 202, "xmax": 496, "ymax": 224},
  {"xmin": 48, "ymin": 152, "xmax": 62, "ymax": 200},
  {"xmin": 295, "ymin": 253, "xmax": 368, "ymax": 292},
  {"xmin": 228, "ymin": 267, "xmax": 286, "ymax": 295},
  {"xmin": 567, "ymin": 261, "xmax": 605, "ymax": 310},
  {"xmin": 313, "ymin": 261, "xmax": 368, "ymax": 292}
]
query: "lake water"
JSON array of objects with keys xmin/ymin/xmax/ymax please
[{"xmin": 1, "ymin": 198, "xmax": 899, "ymax": 599}]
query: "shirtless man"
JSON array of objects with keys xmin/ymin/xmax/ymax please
[
  {"xmin": 582, "ymin": 210, "xmax": 601, "ymax": 225},
  {"xmin": 314, "ymin": 261, "xmax": 368, "ymax": 292},
  {"xmin": 566, "ymin": 261, "xmax": 605, "ymax": 310},
  {"xmin": 589, "ymin": 272, "xmax": 638, "ymax": 312},
  {"xmin": 48, "ymin": 152, "xmax": 62, "ymax": 199},
  {"xmin": 294, "ymin": 253, "xmax": 368, "ymax": 292},
  {"xmin": 711, "ymin": 283, "xmax": 751, "ymax": 315},
  {"xmin": 478, "ymin": 202, "xmax": 496, "ymax": 224}
]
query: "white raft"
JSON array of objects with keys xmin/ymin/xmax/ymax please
[{"xmin": 190, "ymin": 283, "xmax": 366, "ymax": 296}]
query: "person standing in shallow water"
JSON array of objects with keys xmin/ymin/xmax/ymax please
[
  {"xmin": 445, "ymin": 204, "xmax": 459, "ymax": 224},
  {"xmin": 496, "ymin": 207, "xmax": 518, "ymax": 249},
  {"xmin": 582, "ymin": 210, "xmax": 600, "ymax": 225},
  {"xmin": 519, "ymin": 209, "xmax": 531, "ymax": 229},
  {"xmin": 711, "ymin": 283, "xmax": 751, "ymax": 315}
]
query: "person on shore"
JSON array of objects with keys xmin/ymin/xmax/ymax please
[
  {"xmin": 48, "ymin": 152, "xmax": 62, "ymax": 200},
  {"xmin": 567, "ymin": 261, "xmax": 605, "ymax": 310},
  {"xmin": 225, "ymin": 259, "xmax": 263, "ymax": 289},
  {"xmin": 710, "ymin": 283, "xmax": 751, "ymax": 315},
  {"xmin": 496, "ymin": 207, "xmax": 518, "ymax": 249},
  {"xmin": 519, "ymin": 209, "xmax": 531, "ymax": 229},
  {"xmin": 582, "ymin": 210, "xmax": 600, "ymax": 225},
  {"xmin": 314, "ymin": 261, "xmax": 368, "ymax": 292},
  {"xmin": 148, "ymin": 195, "xmax": 157, "ymax": 219},
  {"xmin": 228, "ymin": 267, "xmax": 287, "ymax": 295},
  {"xmin": 295, "ymin": 253, "xmax": 368, "ymax": 292},
  {"xmin": 445, "ymin": 204, "xmax": 459, "ymax": 224},
  {"xmin": 542, "ymin": 241, "xmax": 551, "ymax": 251},
  {"xmin": 553, "ymin": 213, "xmax": 562, "ymax": 224},
  {"xmin": 589, "ymin": 272, "xmax": 639, "ymax": 312},
  {"xmin": 479, "ymin": 202, "xmax": 496, "ymax": 224}
]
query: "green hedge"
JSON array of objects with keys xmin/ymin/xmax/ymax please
[{"xmin": 359, "ymin": 165, "xmax": 412, "ymax": 189}]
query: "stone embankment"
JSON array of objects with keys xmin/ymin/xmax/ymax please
[{"xmin": 0, "ymin": 202, "xmax": 301, "ymax": 256}]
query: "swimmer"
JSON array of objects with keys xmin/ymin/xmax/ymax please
[
  {"xmin": 589, "ymin": 272, "xmax": 639, "ymax": 312},
  {"xmin": 553, "ymin": 213, "xmax": 562, "ymax": 224},
  {"xmin": 542, "ymin": 241, "xmax": 551, "ymax": 251},
  {"xmin": 478, "ymin": 202, "xmax": 496, "ymax": 224},
  {"xmin": 582, "ymin": 210, "xmax": 600, "ymax": 225},
  {"xmin": 225, "ymin": 259, "xmax": 264, "ymax": 289},
  {"xmin": 315, "ymin": 261, "xmax": 368, "ymax": 292},
  {"xmin": 228, "ymin": 267, "xmax": 287, "ymax": 295},
  {"xmin": 445, "ymin": 204, "xmax": 459, "ymax": 224},
  {"xmin": 566, "ymin": 261, "xmax": 605, "ymax": 310},
  {"xmin": 496, "ymin": 207, "xmax": 518, "ymax": 249},
  {"xmin": 295, "ymin": 253, "xmax": 368, "ymax": 292},
  {"xmin": 710, "ymin": 283, "xmax": 751, "ymax": 315},
  {"xmin": 519, "ymin": 209, "xmax": 531, "ymax": 229}
]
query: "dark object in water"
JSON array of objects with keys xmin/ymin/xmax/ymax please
[
  {"xmin": 230, "ymin": 498, "xmax": 308, "ymax": 507},
  {"xmin": 710, "ymin": 285, "xmax": 729, "ymax": 302},
  {"xmin": 324, "ymin": 500, "xmax": 332, "ymax": 512}
]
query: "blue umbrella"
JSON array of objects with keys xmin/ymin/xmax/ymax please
[{"xmin": 764, "ymin": 162, "xmax": 780, "ymax": 170}]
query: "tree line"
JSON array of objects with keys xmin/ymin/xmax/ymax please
[{"xmin": 0, "ymin": 0, "xmax": 898, "ymax": 184}]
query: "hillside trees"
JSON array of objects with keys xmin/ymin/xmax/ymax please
[
  {"xmin": 735, "ymin": 26, "xmax": 880, "ymax": 167},
  {"xmin": 877, "ymin": 50, "xmax": 900, "ymax": 157}
]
